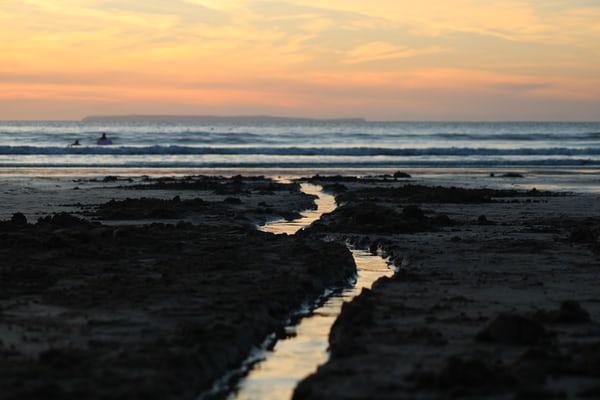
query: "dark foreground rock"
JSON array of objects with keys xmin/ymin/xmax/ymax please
[
  {"xmin": 87, "ymin": 175, "xmax": 316, "ymax": 225},
  {"xmin": 0, "ymin": 214, "xmax": 355, "ymax": 399},
  {"xmin": 303, "ymin": 202, "xmax": 452, "ymax": 235},
  {"xmin": 293, "ymin": 181, "xmax": 600, "ymax": 400}
]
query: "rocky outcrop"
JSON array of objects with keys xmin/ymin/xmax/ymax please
[
  {"xmin": 0, "ymin": 213, "xmax": 355, "ymax": 399},
  {"xmin": 293, "ymin": 181, "xmax": 598, "ymax": 400}
]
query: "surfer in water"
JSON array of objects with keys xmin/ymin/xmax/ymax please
[
  {"xmin": 70, "ymin": 139, "xmax": 80, "ymax": 147},
  {"xmin": 97, "ymin": 132, "xmax": 113, "ymax": 145}
]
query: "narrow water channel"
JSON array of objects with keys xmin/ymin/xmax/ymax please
[
  {"xmin": 224, "ymin": 183, "xmax": 395, "ymax": 400},
  {"xmin": 257, "ymin": 183, "xmax": 336, "ymax": 236}
]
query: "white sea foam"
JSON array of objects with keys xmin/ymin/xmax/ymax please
[{"xmin": 1, "ymin": 120, "xmax": 599, "ymax": 191}]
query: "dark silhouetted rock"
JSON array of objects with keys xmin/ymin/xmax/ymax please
[
  {"xmin": 328, "ymin": 288, "xmax": 375, "ymax": 357},
  {"xmin": 322, "ymin": 183, "xmax": 347, "ymax": 193},
  {"xmin": 393, "ymin": 171, "xmax": 412, "ymax": 178},
  {"xmin": 554, "ymin": 301, "xmax": 591, "ymax": 323},
  {"xmin": 501, "ymin": 172, "xmax": 524, "ymax": 178},
  {"xmin": 476, "ymin": 313, "xmax": 549, "ymax": 345},
  {"xmin": 407, "ymin": 355, "xmax": 514, "ymax": 395},
  {"xmin": 47, "ymin": 212, "xmax": 91, "ymax": 228},
  {"xmin": 11, "ymin": 212, "xmax": 27, "ymax": 225},
  {"xmin": 0, "ymin": 219, "xmax": 356, "ymax": 399},
  {"xmin": 303, "ymin": 201, "xmax": 452, "ymax": 235},
  {"xmin": 568, "ymin": 342, "xmax": 600, "ymax": 377},
  {"xmin": 536, "ymin": 301, "xmax": 591, "ymax": 324},
  {"xmin": 511, "ymin": 348, "xmax": 569, "ymax": 385},
  {"xmin": 436, "ymin": 356, "xmax": 512, "ymax": 388},
  {"xmin": 402, "ymin": 205, "xmax": 425, "ymax": 220}
]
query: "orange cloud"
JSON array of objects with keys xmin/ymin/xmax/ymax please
[
  {"xmin": 341, "ymin": 42, "xmax": 419, "ymax": 64},
  {"xmin": 1, "ymin": 1, "xmax": 599, "ymax": 120}
]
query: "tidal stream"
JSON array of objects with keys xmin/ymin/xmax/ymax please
[{"xmin": 226, "ymin": 183, "xmax": 394, "ymax": 399}]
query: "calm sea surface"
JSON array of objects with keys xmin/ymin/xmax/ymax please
[{"xmin": 1, "ymin": 120, "xmax": 599, "ymax": 192}]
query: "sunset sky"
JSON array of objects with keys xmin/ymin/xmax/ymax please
[{"xmin": 1, "ymin": 1, "xmax": 599, "ymax": 121}]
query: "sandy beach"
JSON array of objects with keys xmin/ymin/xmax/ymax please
[
  {"xmin": 294, "ymin": 176, "xmax": 600, "ymax": 399},
  {"xmin": 1, "ymin": 173, "xmax": 599, "ymax": 399},
  {"xmin": 5, "ymin": 0, "xmax": 600, "ymax": 397},
  {"xmin": 0, "ymin": 175, "xmax": 355, "ymax": 399}
]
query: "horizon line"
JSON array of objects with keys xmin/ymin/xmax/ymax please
[{"xmin": 1, "ymin": 114, "xmax": 599, "ymax": 123}]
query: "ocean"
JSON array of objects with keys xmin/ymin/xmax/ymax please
[{"xmin": 1, "ymin": 120, "xmax": 599, "ymax": 192}]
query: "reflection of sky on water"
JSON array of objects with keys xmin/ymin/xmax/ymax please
[
  {"xmin": 231, "ymin": 249, "xmax": 394, "ymax": 400},
  {"xmin": 235, "ymin": 185, "xmax": 394, "ymax": 400},
  {"xmin": 259, "ymin": 183, "xmax": 335, "ymax": 235}
]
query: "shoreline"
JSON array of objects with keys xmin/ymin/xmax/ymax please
[{"xmin": 1, "ymin": 166, "xmax": 599, "ymax": 224}]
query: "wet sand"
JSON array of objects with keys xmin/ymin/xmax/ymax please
[
  {"xmin": 294, "ymin": 176, "xmax": 600, "ymax": 399},
  {"xmin": 2, "ymin": 174, "xmax": 600, "ymax": 399},
  {"xmin": 0, "ymin": 175, "xmax": 355, "ymax": 399}
]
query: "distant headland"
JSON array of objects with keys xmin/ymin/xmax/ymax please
[{"xmin": 81, "ymin": 115, "xmax": 367, "ymax": 123}]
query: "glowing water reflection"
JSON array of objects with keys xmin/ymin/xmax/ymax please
[
  {"xmin": 229, "ymin": 250, "xmax": 393, "ymax": 400},
  {"xmin": 230, "ymin": 184, "xmax": 394, "ymax": 400},
  {"xmin": 258, "ymin": 182, "xmax": 336, "ymax": 235}
]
